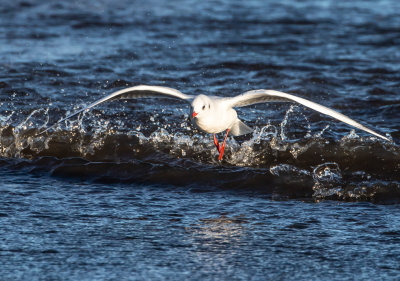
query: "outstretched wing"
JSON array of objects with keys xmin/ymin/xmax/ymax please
[
  {"xmin": 228, "ymin": 89, "xmax": 389, "ymax": 141},
  {"xmin": 40, "ymin": 85, "xmax": 194, "ymax": 134}
]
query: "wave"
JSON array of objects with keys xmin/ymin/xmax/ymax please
[{"xmin": 0, "ymin": 107, "xmax": 399, "ymax": 203}]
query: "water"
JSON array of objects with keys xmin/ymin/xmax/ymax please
[{"xmin": 1, "ymin": 0, "xmax": 400, "ymax": 279}]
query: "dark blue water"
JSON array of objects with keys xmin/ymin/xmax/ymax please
[{"xmin": 1, "ymin": 0, "xmax": 400, "ymax": 279}]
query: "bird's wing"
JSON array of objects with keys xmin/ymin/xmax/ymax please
[
  {"xmin": 39, "ymin": 85, "xmax": 194, "ymax": 134},
  {"xmin": 227, "ymin": 89, "xmax": 389, "ymax": 141}
]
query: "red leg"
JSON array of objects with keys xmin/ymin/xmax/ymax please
[
  {"xmin": 218, "ymin": 129, "xmax": 230, "ymax": 161},
  {"xmin": 213, "ymin": 133, "xmax": 221, "ymax": 153}
]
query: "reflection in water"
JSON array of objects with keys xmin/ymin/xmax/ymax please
[{"xmin": 185, "ymin": 215, "xmax": 248, "ymax": 273}]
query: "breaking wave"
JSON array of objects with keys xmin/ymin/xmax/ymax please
[{"xmin": 1, "ymin": 106, "xmax": 399, "ymax": 203}]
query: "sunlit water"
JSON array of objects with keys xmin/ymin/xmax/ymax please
[{"xmin": 1, "ymin": 0, "xmax": 399, "ymax": 279}]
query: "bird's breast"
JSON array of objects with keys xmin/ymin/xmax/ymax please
[{"xmin": 192, "ymin": 108, "xmax": 237, "ymax": 134}]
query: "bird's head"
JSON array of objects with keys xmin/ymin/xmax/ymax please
[{"xmin": 190, "ymin": 95, "xmax": 212, "ymax": 119}]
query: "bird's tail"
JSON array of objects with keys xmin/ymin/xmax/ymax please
[{"xmin": 230, "ymin": 119, "xmax": 253, "ymax": 136}]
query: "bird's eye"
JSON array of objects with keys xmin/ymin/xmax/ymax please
[{"xmin": 202, "ymin": 105, "xmax": 205, "ymax": 110}]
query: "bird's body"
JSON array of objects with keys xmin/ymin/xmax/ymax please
[
  {"xmin": 191, "ymin": 95, "xmax": 239, "ymax": 134},
  {"xmin": 41, "ymin": 85, "xmax": 390, "ymax": 160}
]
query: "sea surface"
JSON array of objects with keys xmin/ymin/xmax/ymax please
[{"xmin": 1, "ymin": 0, "xmax": 400, "ymax": 279}]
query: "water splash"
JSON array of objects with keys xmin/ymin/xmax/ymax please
[
  {"xmin": 270, "ymin": 164, "xmax": 310, "ymax": 177},
  {"xmin": 312, "ymin": 162, "xmax": 344, "ymax": 199},
  {"xmin": 280, "ymin": 105, "xmax": 312, "ymax": 142},
  {"xmin": 0, "ymin": 107, "xmax": 398, "ymax": 202}
]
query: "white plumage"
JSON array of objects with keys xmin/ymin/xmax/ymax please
[{"xmin": 41, "ymin": 85, "xmax": 389, "ymax": 160}]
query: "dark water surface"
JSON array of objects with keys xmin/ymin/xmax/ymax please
[{"xmin": 1, "ymin": 0, "xmax": 400, "ymax": 279}]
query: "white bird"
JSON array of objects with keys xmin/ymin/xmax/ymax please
[{"xmin": 40, "ymin": 85, "xmax": 389, "ymax": 160}]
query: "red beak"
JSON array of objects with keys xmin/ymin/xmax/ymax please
[{"xmin": 192, "ymin": 111, "xmax": 198, "ymax": 118}]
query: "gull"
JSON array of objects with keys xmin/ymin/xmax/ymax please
[{"xmin": 40, "ymin": 85, "xmax": 389, "ymax": 160}]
